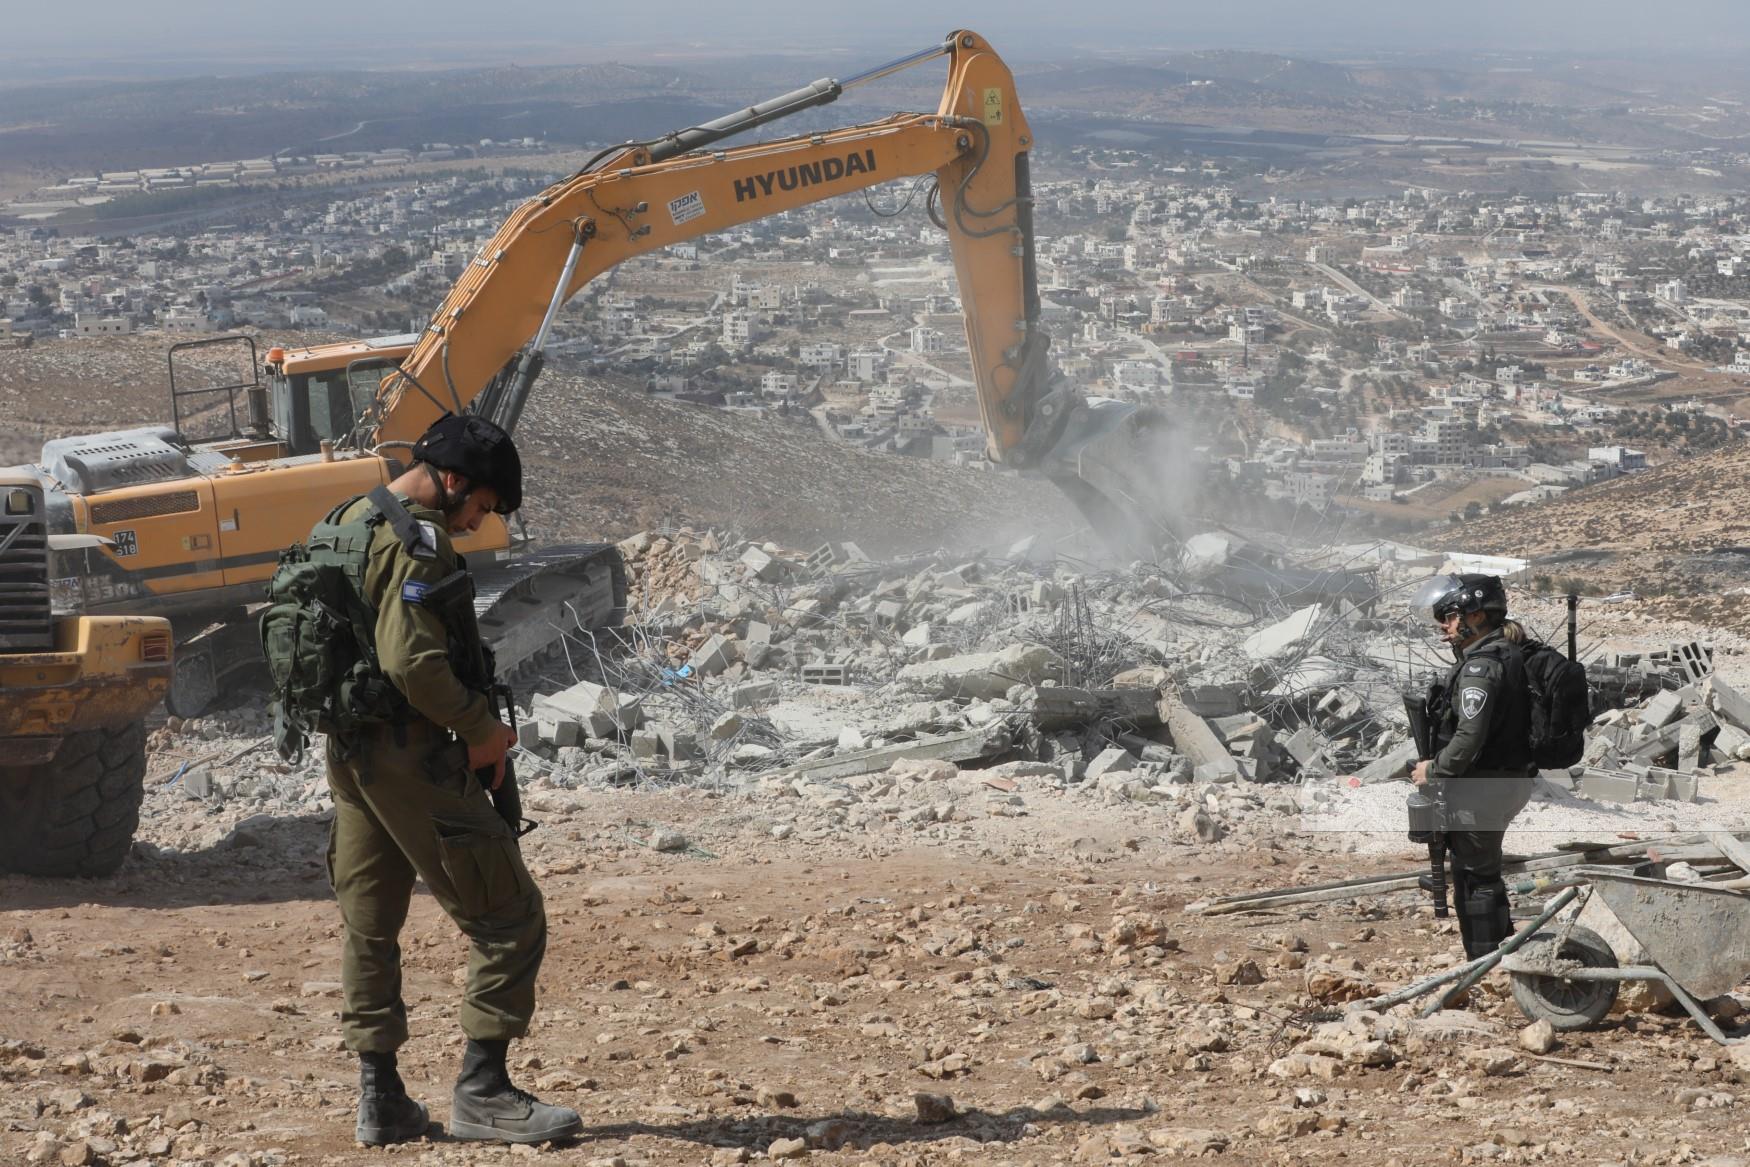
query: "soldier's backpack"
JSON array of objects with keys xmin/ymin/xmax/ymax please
[
  {"xmin": 1520, "ymin": 639, "xmax": 1590, "ymax": 769},
  {"xmin": 259, "ymin": 491, "xmax": 411, "ymax": 761}
]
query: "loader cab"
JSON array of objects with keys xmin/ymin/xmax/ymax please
[{"xmin": 263, "ymin": 334, "xmax": 417, "ymax": 457}]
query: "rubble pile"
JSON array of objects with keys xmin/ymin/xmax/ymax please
[
  {"xmin": 513, "ymin": 527, "xmax": 1734, "ymax": 836},
  {"xmin": 123, "ymin": 527, "xmax": 1746, "ymax": 867}
]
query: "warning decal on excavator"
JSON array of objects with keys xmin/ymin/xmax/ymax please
[
  {"xmin": 983, "ymin": 88, "xmax": 1004, "ymax": 127},
  {"xmin": 668, "ymin": 191, "xmax": 705, "ymax": 226}
]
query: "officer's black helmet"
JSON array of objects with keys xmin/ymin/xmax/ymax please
[
  {"xmin": 1412, "ymin": 572, "xmax": 1508, "ymax": 624},
  {"xmin": 411, "ymin": 413, "xmax": 523, "ymax": 514}
]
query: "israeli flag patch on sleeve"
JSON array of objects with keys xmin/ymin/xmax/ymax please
[{"xmin": 401, "ymin": 580, "xmax": 430, "ymax": 605}]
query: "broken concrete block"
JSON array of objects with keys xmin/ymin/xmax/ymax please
[
  {"xmin": 946, "ymin": 599, "xmax": 994, "ymax": 625},
  {"xmin": 1271, "ymin": 655, "xmax": 1350, "ymax": 698},
  {"xmin": 516, "ymin": 720, "xmax": 543, "ymax": 750},
  {"xmin": 1316, "ymin": 688, "xmax": 1366, "ymax": 725},
  {"xmin": 1020, "ymin": 686, "xmax": 1161, "ymax": 732},
  {"xmin": 1179, "ymin": 684, "xmax": 1247, "ymax": 718},
  {"xmin": 1579, "ymin": 769, "xmax": 1638, "ymax": 803},
  {"xmin": 777, "ymin": 728, "xmax": 999, "ymax": 783},
  {"xmin": 631, "ymin": 730, "xmax": 663, "ymax": 760},
  {"xmin": 535, "ymin": 681, "xmax": 642, "ymax": 737},
  {"xmin": 1115, "ymin": 731, "xmax": 1176, "ymax": 765},
  {"xmin": 1645, "ymin": 767, "xmax": 1698, "ymax": 802},
  {"xmin": 897, "ymin": 643, "xmax": 1062, "ymax": 701},
  {"xmin": 1242, "ymin": 604, "xmax": 1323, "ymax": 661},
  {"xmin": 659, "ymin": 726, "xmax": 701, "ymax": 762},
  {"xmin": 1679, "ymin": 710, "xmax": 1717, "ymax": 772},
  {"xmin": 710, "ymin": 712, "xmax": 744, "ymax": 741},
  {"xmin": 1356, "ymin": 739, "xmax": 1417, "ymax": 785},
  {"xmin": 1716, "ymin": 720, "xmax": 1750, "ymax": 760},
  {"xmin": 1193, "ymin": 761, "xmax": 1238, "ymax": 784},
  {"xmin": 1639, "ymin": 687, "xmax": 1689, "ymax": 729},
  {"xmin": 800, "ymin": 659, "xmax": 852, "ymax": 685},
  {"xmin": 1673, "ymin": 640, "xmax": 1713, "ymax": 683},
  {"xmin": 537, "ymin": 719, "xmax": 581, "ymax": 748},
  {"xmin": 692, "ymin": 634, "xmax": 737, "ymax": 676},
  {"xmin": 740, "ymin": 545, "xmax": 785, "ymax": 582},
  {"xmin": 1111, "ymin": 665, "xmax": 1170, "ymax": 689},
  {"xmin": 1179, "ymin": 805, "xmax": 1225, "ymax": 843},
  {"xmin": 1085, "ymin": 748, "xmax": 1137, "ymax": 780},
  {"xmin": 1282, "ymin": 727, "xmax": 1328, "ymax": 768},
  {"xmin": 1707, "ymin": 676, "xmax": 1750, "ymax": 732},
  {"xmin": 730, "ymin": 679, "xmax": 781, "ymax": 709},
  {"xmin": 1159, "ymin": 688, "xmax": 1243, "ymax": 783}
]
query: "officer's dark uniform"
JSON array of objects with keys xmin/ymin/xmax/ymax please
[
  {"xmin": 1429, "ymin": 625, "xmax": 1534, "ymax": 959},
  {"xmin": 325, "ymin": 492, "xmax": 546, "ymax": 1054}
]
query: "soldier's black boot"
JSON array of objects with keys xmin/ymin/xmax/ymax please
[
  {"xmin": 356, "ymin": 1051, "xmax": 430, "ymax": 1146},
  {"xmin": 449, "ymin": 1038, "xmax": 582, "ymax": 1144}
]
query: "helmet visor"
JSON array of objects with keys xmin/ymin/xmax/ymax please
[{"xmin": 1411, "ymin": 574, "xmax": 1465, "ymax": 625}]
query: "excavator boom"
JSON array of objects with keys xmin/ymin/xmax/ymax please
[{"xmin": 358, "ymin": 31, "xmax": 1169, "ymax": 552}]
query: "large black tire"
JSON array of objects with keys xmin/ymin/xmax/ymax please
[
  {"xmin": 1509, "ymin": 924, "xmax": 1620, "ymax": 1032},
  {"xmin": 0, "ymin": 723, "xmax": 146, "ymax": 878}
]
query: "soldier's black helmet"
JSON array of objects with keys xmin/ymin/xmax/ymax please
[
  {"xmin": 412, "ymin": 413, "xmax": 522, "ymax": 514},
  {"xmin": 1411, "ymin": 572, "xmax": 1508, "ymax": 624}
]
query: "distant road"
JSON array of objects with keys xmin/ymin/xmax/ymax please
[
  {"xmin": 1307, "ymin": 260, "xmax": 1405, "ymax": 320},
  {"xmin": 1537, "ymin": 285, "xmax": 1708, "ymax": 372}
]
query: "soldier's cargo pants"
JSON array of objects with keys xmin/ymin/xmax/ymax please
[{"xmin": 324, "ymin": 728, "xmax": 546, "ymax": 1053}]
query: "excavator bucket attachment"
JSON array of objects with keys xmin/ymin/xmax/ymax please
[{"xmin": 1034, "ymin": 399, "xmax": 1187, "ymax": 562}]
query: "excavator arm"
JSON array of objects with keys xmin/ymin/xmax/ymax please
[{"xmin": 362, "ymin": 31, "xmax": 1169, "ymax": 553}]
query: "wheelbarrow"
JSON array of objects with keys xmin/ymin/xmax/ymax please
[
  {"xmin": 1340, "ymin": 865, "xmax": 1750, "ymax": 1045},
  {"xmin": 1499, "ymin": 865, "xmax": 1750, "ymax": 1044}
]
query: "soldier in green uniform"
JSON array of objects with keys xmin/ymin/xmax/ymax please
[
  {"xmin": 1410, "ymin": 573, "xmax": 1535, "ymax": 961},
  {"xmin": 320, "ymin": 415, "xmax": 581, "ymax": 1146}
]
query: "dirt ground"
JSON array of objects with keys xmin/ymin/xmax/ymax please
[{"xmin": 5, "ymin": 773, "xmax": 1750, "ymax": 1167}]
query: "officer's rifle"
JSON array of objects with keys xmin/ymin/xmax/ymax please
[
  {"xmin": 425, "ymin": 570, "xmax": 534, "ymax": 838},
  {"xmin": 1404, "ymin": 688, "xmax": 1448, "ymax": 918}
]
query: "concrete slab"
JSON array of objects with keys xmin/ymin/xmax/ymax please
[
  {"xmin": 1243, "ymin": 604, "xmax": 1323, "ymax": 662},
  {"xmin": 1356, "ymin": 739, "xmax": 1417, "ymax": 785},
  {"xmin": 897, "ymin": 643, "xmax": 1062, "ymax": 701}
]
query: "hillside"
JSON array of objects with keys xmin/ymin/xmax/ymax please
[{"xmin": 1451, "ymin": 443, "xmax": 1750, "ymax": 628}]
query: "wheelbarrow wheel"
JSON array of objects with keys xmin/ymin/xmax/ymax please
[{"xmin": 1509, "ymin": 924, "xmax": 1619, "ymax": 1031}]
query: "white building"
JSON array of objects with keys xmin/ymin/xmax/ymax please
[
  {"xmin": 1588, "ymin": 445, "xmax": 1647, "ymax": 471},
  {"xmin": 74, "ymin": 314, "xmax": 131, "ymax": 336},
  {"xmin": 760, "ymin": 372, "xmax": 799, "ymax": 398},
  {"xmin": 722, "ymin": 309, "xmax": 762, "ymax": 347},
  {"xmin": 848, "ymin": 350, "xmax": 883, "ymax": 382}
]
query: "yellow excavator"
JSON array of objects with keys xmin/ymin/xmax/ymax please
[{"xmin": 9, "ymin": 30, "xmax": 1164, "ymax": 716}]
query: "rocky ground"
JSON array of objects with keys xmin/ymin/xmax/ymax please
[
  {"xmin": 10, "ymin": 528, "xmax": 1750, "ymax": 1167},
  {"xmin": 8, "ymin": 754, "xmax": 1750, "ymax": 1167}
]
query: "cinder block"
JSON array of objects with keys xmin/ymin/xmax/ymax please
[{"xmin": 1579, "ymin": 769, "xmax": 1638, "ymax": 803}]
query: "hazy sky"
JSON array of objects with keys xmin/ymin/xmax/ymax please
[{"xmin": 9, "ymin": 0, "xmax": 1749, "ymax": 63}]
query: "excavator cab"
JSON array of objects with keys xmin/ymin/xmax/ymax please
[{"xmin": 261, "ymin": 335, "xmax": 417, "ymax": 457}]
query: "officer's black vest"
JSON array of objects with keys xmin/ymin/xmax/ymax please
[{"xmin": 1438, "ymin": 630, "xmax": 1533, "ymax": 773}]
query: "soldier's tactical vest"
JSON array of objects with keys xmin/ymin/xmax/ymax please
[{"xmin": 259, "ymin": 493, "xmax": 410, "ymax": 762}]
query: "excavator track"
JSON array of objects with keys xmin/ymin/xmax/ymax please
[{"xmin": 473, "ymin": 543, "xmax": 627, "ymax": 686}]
